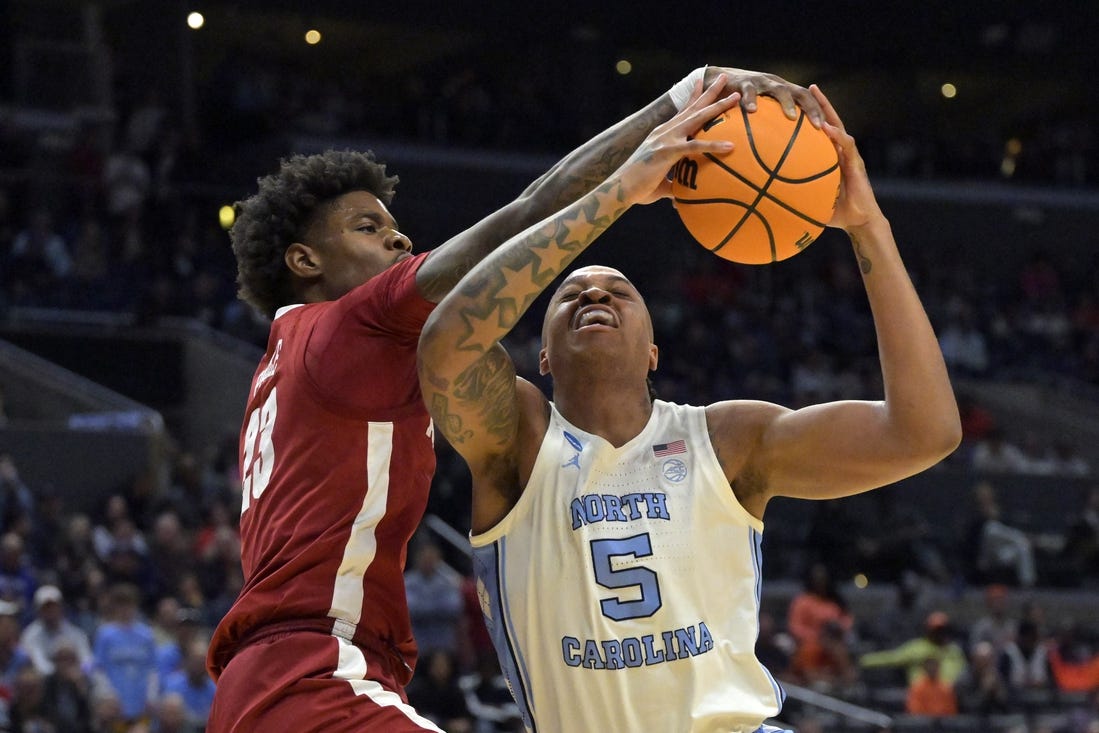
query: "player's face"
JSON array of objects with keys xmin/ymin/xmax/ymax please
[
  {"xmin": 539, "ymin": 266, "xmax": 657, "ymax": 379},
  {"xmin": 305, "ymin": 190, "xmax": 413, "ymax": 297}
]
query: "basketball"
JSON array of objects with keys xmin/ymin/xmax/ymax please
[{"xmin": 671, "ymin": 96, "xmax": 841, "ymax": 264}]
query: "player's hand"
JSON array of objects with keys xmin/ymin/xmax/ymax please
[
  {"xmin": 813, "ymin": 84, "xmax": 885, "ymax": 233},
  {"xmin": 707, "ymin": 67, "xmax": 824, "ymax": 128},
  {"xmin": 618, "ymin": 76, "xmax": 740, "ymax": 206}
]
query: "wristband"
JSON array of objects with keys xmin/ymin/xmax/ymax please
[{"xmin": 668, "ymin": 66, "xmax": 708, "ymax": 112}]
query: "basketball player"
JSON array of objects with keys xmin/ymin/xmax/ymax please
[
  {"xmin": 205, "ymin": 67, "xmax": 824, "ymax": 732},
  {"xmin": 417, "ymin": 84, "xmax": 961, "ymax": 732}
]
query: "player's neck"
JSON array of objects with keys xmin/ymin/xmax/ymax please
[{"xmin": 553, "ymin": 384, "xmax": 652, "ymax": 449}]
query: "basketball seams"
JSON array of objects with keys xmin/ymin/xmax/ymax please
[
  {"xmin": 722, "ymin": 208, "xmax": 775, "ymax": 261},
  {"xmin": 671, "ymin": 99, "xmax": 840, "ymax": 263},
  {"xmin": 691, "ymin": 152, "xmax": 832, "ymax": 229},
  {"xmin": 743, "ymin": 105, "xmax": 804, "ymax": 178}
]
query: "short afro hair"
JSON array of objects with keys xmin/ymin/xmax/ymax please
[{"xmin": 230, "ymin": 149, "xmax": 398, "ymax": 318}]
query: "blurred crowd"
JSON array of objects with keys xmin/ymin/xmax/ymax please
[{"xmin": 765, "ymin": 563, "xmax": 1099, "ymax": 732}]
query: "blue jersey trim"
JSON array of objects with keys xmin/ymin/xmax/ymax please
[{"xmin": 473, "ymin": 540, "xmax": 538, "ymax": 732}]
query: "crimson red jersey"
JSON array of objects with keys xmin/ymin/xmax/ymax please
[{"xmin": 208, "ymin": 254, "xmax": 436, "ymax": 681}]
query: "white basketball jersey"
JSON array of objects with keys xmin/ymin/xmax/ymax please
[{"xmin": 470, "ymin": 400, "xmax": 785, "ymax": 733}]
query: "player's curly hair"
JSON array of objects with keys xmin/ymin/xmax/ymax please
[{"xmin": 230, "ymin": 149, "xmax": 399, "ymax": 318}]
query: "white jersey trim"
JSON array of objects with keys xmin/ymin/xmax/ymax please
[{"xmin": 329, "ymin": 421, "xmax": 392, "ymax": 625}]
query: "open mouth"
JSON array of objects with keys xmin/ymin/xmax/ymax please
[{"xmin": 572, "ymin": 306, "xmax": 617, "ymax": 330}]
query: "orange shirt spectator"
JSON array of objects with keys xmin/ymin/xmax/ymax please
[
  {"xmin": 1048, "ymin": 641, "xmax": 1099, "ymax": 692},
  {"xmin": 906, "ymin": 658, "xmax": 958, "ymax": 717},
  {"xmin": 787, "ymin": 563, "xmax": 853, "ymax": 648}
]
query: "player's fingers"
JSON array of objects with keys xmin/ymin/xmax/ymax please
[
  {"xmin": 680, "ymin": 74, "xmax": 729, "ymax": 114},
  {"xmin": 786, "ymin": 88, "xmax": 824, "ymax": 129},
  {"xmin": 683, "ymin": 138, "xmax": 735, "ymax": 156},
  {"xmin": 810, "ymin": 84, "xmax": 844, "ymax": 133},
  {"xmin": 736, "ymin": 80, "xmax": 759, "ymax": 112},
  {"xmin": 680, "ymin": 90, "xmax": 740, "ymax": 132},
  {"xmin": 763, "ymin": 86, "xmax": 799, "ymax": 121}
]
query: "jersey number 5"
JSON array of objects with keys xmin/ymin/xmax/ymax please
[
  {"xmin": 590, "ymin": 533, "xmax": 662, "ymax": 620},
  {"xmin": 241, "ymin": 388, "xmax": 278, "ymax": 514}
]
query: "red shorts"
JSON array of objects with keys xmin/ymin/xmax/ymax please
[{"xmin": 207, "ymin": 630, "xmax": 444, "ymax": 733}]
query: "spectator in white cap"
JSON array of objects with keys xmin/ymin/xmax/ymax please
[{"xmin": 19, "ymin": 584, "xmax": 93, "ymax": 675}]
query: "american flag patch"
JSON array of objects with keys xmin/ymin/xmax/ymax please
[{"xmin": 652, "ymin": 439, "xmax": 686, "ymax": 457}]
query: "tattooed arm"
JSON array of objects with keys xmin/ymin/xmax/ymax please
[
  {"xmin": 708, "ymin": 85, "xmax": 961, "ymax": 520},
  {"xmin": 415, "ymin": 68, "xmax": 823, "ymax": 301},
  {"xmin": 418, "ymin": 80, "xmax": 741, "ymax": 528}
]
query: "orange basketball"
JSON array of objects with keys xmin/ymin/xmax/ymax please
[{"xmin": 671, "ymin": 96, "xmax": 840, "ymax": 264}]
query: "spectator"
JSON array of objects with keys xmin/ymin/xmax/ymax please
[
  {"xmin": 7, "ymin": 208, "xmax": 73, "ymax": 296},
  {"xmin": 92, "ymin": 583, "xmax": 158, "ymax": 726},
  {"xmin": 53, "ymin": 513, "xmax": 101, "ymax": 628},
  {"xmin": 957, "ymin": 640, "xmax": 1012, "ymax": 716},
  {"xmin": 861, "ymin": 572, "xmax": 933, "ymax": 649},
  {"xmin": 1047, "ymin": 623, "xmax": 1099, "ymax": 693},
  {"xmin": 0, "ymin": 598, "xmax": 29, "ymax": 692},
  {"xmin": 860, "ymin": 611, "xmax": 968, "ymax": 687},
  {"xmin": 159, "ymin": 637, "xmax": 216, "ymax": 731},
  {"xmin": 92, "ymin": 495, "xmax": 145, "ymax": 562},
  {"xmin": 404, "ymin": 536, "xmax": 463, "ymax": 657},
  {"xmin": 970, "ymin": 429, "xmax": 1029, "ymax": 474},
  {"xmin": 405, "ymin": 648, "xmax": 474, "ymax": 733},
  {"xmin": 0, "ymin": 531, "xmax": 37, "ymax": 622},
  {"xmin": 1000, "ymin": 619, "xmax": 1054, "ymax": 693},
  {"xmin": 905, "ymin": 656, "xmax": 958, "ymax": 717},
  {"xmin": 939, "ymin": 309, "xmax": 990, "ymax": 376},
  {"xmin": 41, "ymin": 641, "xmax": 95, "ymax": 733},
  {"xmin": 155, "ymin": 606, "xmax": 204, "ymax": 684},
  {"xmin": 8, "ymin": 664, "xmax": 53, "ymax": 731},
  {"xmin": 154, "ymin": 690, "xmax": 201, "ymax": 733},
  {"xmin": 151, "ymin": 595, "xmax": 182, "ymax": 646},
  {"xmin": 786, "ymin": 562, "xmax": 854, "ymax": 651},
  {"xmin": 102, "ymin": 140, "xmax": 151, "ymax": 231},
  {"xmin": 193, "ymin": 498, "xmax": 240, "ymax": 602},
  {"xmin": 963, "ymin": 480, "xmax": 1037, "ymax": 587},
  {"xmin": 19, "ymin": 584, "xmax": 93, "ymax": 675},
  {"xmin": 0, "ymin": 453, "xmax": 35, "ymax": 536},
  {"xmin": 90, "ymin": 685, "xmax": 138, "ymax": 733},
  {"xmin": 146, "ymin": 511, "xmax": 193, "ymax": 604},
  {"xmin": 968, "ymin": 583, "xmax": 1017, "ymax": 655}
]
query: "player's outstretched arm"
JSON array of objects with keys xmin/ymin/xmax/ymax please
[
  {"xmin": 714, "ymin": 85, "xmax": 961, "ymax": 514},
  {"xmin": 419, "ymin": 81, "xmax": 740, "ymax": 478},
  {"xmin": 415, "ymin": 67, "xmax": 821, "ymax": 301}
]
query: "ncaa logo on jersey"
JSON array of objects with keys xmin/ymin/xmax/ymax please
[{"xmin": 662, "ymin": 458, "xmax": 688, "ymax": 483}]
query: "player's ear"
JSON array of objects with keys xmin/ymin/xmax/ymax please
[
  {"xmin": 648, "ymin": 343, "xmax": 659, "ymax": 372},
  {"xmin": 538, "ymin": 347, "xmax": 550, "ymax": 376},
  {"xmin": 285, "ymin": 242, "xmax": 321, "ymax": 278}
]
